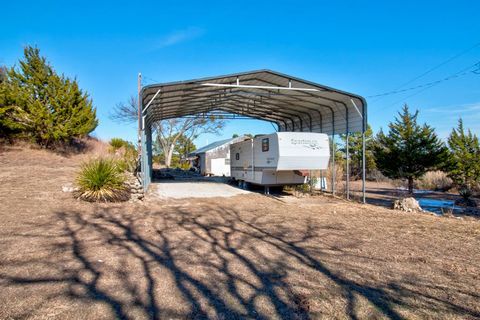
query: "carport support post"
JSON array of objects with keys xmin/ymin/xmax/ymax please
[
  {"xmin": 141, "ymin": 127, "xmax": 147, "ymax": 190},
  {"xmin": 346, "ymin": 134, "xmax": 349, "ymax": 199},
  {"xmin": 331, "ymin": 134, "xmax": 335, "ymax": 195},
  {"xmin": 137, "ymin": 73, "xmax": 142, "ymax": 147},
  {"xmin": 346, "ymin": 108, "xmax": 350, "ymax": 200},
  {"xmin": 350, "ymin": 98, "xmax": 367, "ymax": 204},
  {"xmin": 331, "ymin": 111, "xmax": 336, "ymax": 196},
  {"xmin": 362, "ymin": 114, "xmax": 366, "ymax": 204},
  {"xmin": 146, "ymin": 124, "xmax": 152, "ymax": 186},
  {"xmin": 140, "ymin": 120, "xmax": 153, "ymax": 191}
]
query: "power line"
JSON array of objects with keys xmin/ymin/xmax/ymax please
[
  {"xmin": 385, "ymin": 62, "xmax": 480, "ymax": 109},
  {"xmin": 368, "ymin": 40, "xmax": 480, "ymax": 100},
  {"xmin": 366, "ymin": 61, "xmax": 480, "ymax": 98},
  {"xmin": 393, "ymin": 41, "xmax": 480, "ymax": 90},
  {"xmin": 142, "ymin": 75, "xmax": 160, "ymax": 86}
]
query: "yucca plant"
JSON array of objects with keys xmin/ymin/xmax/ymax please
[
  {"xmin": 458, "ymin": 186, "xmax": 473, "ymax": 200},
  {"xmin": 76, "ymin": 158, "xmax": 129, "ymax": 202}
]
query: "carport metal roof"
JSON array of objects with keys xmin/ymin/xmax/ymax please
[
  {"xmin": 140, "ymin": 69, "xmax": 367, "ymax": 134},
  {"xmin": 139, "ymin": 70, "xmax": 368, "ymax": 202}
]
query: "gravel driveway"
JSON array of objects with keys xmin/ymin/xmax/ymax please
[{"xmin": 152, "ymin": 181, "xmax": 250, "ymax": 199}]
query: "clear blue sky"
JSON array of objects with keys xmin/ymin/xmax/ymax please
[{"xmin": 1, "ymin": 0, "xmax": 479, "ymax": 148}]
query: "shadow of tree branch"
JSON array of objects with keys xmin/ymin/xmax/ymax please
[{"xmin": 1, "ymin": 205, "xmax": 479, "ymax": 319}]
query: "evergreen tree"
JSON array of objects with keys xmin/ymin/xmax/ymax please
[
  {"xmin": 0, "ymin": 66, "xmax": 5, "ymax": 82},
  {"xmin": 0, "ymin": 66, "xmax": 24, "ymax": 138},
  {"xmin": 340, "ymin": 124, "xmax": 376, "ymax": 179},
  {"xmin": 0, "ymin": 46, "xmax": 98, "ymax": 146},
  {"xmin": 175, "ymin": 134, "xmax": 196, "ymax": 160},
  {"xmin": 330, "ymin": 137, "xmax": 345, "ymax": 165},
  {"xmin": 373, "ymin": 105, "xmax": 447, "ymax": 194},
  {"xmin": 446, "ymin": 118, "xmax": 480, "ymax": 190}
]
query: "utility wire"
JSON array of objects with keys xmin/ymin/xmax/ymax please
[
  {"xmin": 385, "ymin": 62, "xmax": 480, "ymax": 108},
  {"xmin": 393, "ymin": 41, "xmax": 480, "ymax": 90},
  {"xmin": 142, "ymin": 75, "xmax": 161, "ymax": 86},
  {"xmin": 366, "ymin": 61, "xmax": 480, "ymax": 98},
  {"xmin": 368, "ymin": 40, "xmax": 480, "ymax": 100}
]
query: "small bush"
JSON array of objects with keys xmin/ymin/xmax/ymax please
[
  {"xmin": 417, "ymin": 171, "xmax": 453, "ymax": 191},
  {"xmin": 76, "ymin": 158, "xmax": 129, "ymax": 202},
  {"xmin": 109, "ymin": 138, "xmax": 135, "ymax": 152},
  {"xmin": 391, "ymin": 179, "xmax": 407, "ymax": 190},
  {"xmin": 178, "ymin": 161, "xmax": 191, "ymax": 170},
  {"xmin": 108, "ymin": 138, "xmax": 138, "ymax": 173},
  {"xmin": 367, "ymin": 169, "xmax": 389, "ymax": 182},
  {"xmin": 116, "ymin": 147, "xmax": 138, "ymax": 173},
  {"xmin": 295, "ymin": 183, "xmax": 310, "ymax": 194},
  {"xmin": 309, "ymin": 176, "xmax": 318, "ymax": 191},
  {"xmin": 459, "ymin": 187, "xmax": 473, "ymax": 200}
]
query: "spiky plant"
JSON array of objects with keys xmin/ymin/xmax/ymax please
[
  {"xmin": 76, "ymin": 158, "xmax": 129, "ymax": 202},
  {"xmin": 458, "ymin": 187, "xmax": 473, "ymax": 200}
]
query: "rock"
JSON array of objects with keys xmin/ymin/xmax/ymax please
[
  {"xmin": 62, "ymin": 183, "xmax": 78, "ymax": 193},
  {"xmin": 124, "ymin": 173, "xmax": 145, "ymax": 201},
  {"xmin": 392, "ymin": 197, "xmax": 423, "ymax": 212}
]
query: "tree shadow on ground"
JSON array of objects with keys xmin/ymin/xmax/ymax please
[{"xmin": 1, "ymin": 205, "xmax": 479, "ymax": 319}]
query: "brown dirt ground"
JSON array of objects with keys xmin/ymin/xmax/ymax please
[{"xmin": 0, "ymin": 145, "xmax": 479, "ymax": 319}]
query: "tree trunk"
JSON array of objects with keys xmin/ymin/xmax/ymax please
[
  {"xmin": 164, "ymin": 145, "xmax": 175, "ymax": 168},
  {"xmin": 408, "ymin": 177, "xmax": 414, "ymax": 194}
]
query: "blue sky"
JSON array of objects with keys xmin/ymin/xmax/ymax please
[{"xmin": 1, "ymin": 0, "xmax": 479, "ymax": 148}]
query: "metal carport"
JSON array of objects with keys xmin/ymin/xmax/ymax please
[{"xmin": 139, "ymin": 70, "xmax": 368, "ymax": 202}]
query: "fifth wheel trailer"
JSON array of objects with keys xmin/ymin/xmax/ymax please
[{"xmin": 230, "ymin": 132, "xmax": 330, "ymax": 187}]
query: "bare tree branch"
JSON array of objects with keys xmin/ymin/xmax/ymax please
[
  {"xmin": 112, "ymin": 96, "xmax": 226, "ymax": 167},
  {"xmin": 109, "ymin": 96, "xmax": 138, "ymax": 124}
]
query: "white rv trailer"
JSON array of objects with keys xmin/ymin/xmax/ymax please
[{"xmin": 230, "ymin": 132, "xmax": 330, "ymax": 187}]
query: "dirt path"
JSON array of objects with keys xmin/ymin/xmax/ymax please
[{"xmin": 1, "ymin": 147, "xmax": 479, "ymax": 319}]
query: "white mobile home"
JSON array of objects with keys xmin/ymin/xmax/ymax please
[
  {"xmin": 230, "ymin": 132, "xmax": 330, "ymax": 186},
  {"xmin": 189, "ymin": 136, "xmax": 246, "ymax": 176}
]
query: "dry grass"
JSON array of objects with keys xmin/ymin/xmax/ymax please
[
  {"xmin": 417, "ymin": 171, "xmax": 453, "ymax": 192},
  {"xmin": 0, "ymin": 146, "xmax": 479, "ymax": 319},
  {"xmin": 326, "ymin": 164, "xmax": 345, "ymax": 194}
]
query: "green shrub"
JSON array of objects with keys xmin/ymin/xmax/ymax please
[
  {"xmin": 75, "ymin": 158, "xmax": 129, "ymax": 202},
  {"xmin": 178, "ymin": 161, "xmax": 191, "ymax": 170},
  {"xmin": 309, "ymin": 176, "xmax": 318, "ymax": 190},
  {"xmin": 446, "ymin": 119, "xmax": 480, "ymax": 190},
  {"xmin": 296, "ymin": 183, "xmax": 310, "ymax": 194},
  {"xmin": 108, "ymin": 138, "xmax": 138, "ymax": 172},
  {"xmin": 109, "ymin": 137, "xmax": 135, "ymax": 151},
  {"xmin": 109, "ymin": 138, "xmax": 129, "ymax": 150},
  {"xmin": 116, "ymin": 148, "xmax": 138, "ymax": 172}
]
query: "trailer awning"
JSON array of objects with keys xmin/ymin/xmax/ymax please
[{"xmin": 140, "ymin": 69, "xmax": 367, "ymax": 134}]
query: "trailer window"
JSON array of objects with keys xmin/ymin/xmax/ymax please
[
  {"xmin": 262, "ymin": 138, "xmax": 269, "ymax": 152},
  {"xmin": 235, "ymin": 153, "xmax": 239, "ymax": 160}
]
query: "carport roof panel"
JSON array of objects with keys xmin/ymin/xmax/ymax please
[{"xmin": 140, "ymin": 69, "xmax": 367, "ymax": 134}]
